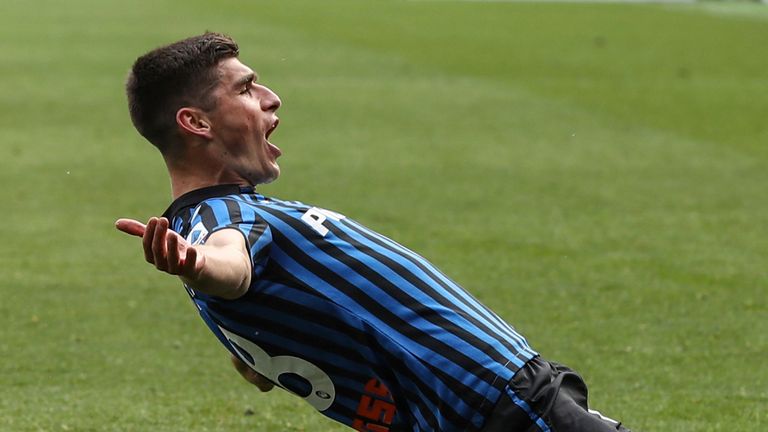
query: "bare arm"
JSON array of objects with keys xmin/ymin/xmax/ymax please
[{"xmin": 115, "ymin": 217, "xmax": 251, "ymax": 300}]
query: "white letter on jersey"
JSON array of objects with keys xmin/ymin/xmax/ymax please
[{"xmin": 300, "ymin": 207, "xmax": 345, "ymax": 237}]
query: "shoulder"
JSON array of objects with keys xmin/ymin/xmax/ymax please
[
  {"xmin": 195, "ymin": 195, "xmax": 263, "ymax": 222},
  {"xmin": 173, "ymin": 196, "xmax": 266, "ymax": 242}
]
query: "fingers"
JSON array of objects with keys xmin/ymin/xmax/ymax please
[
  {"xmin": 115, "ymin": 218, "xmax": 146, "ymax": 237},
  {"xmin": 231, "ymin": 354, "xmax": 250, "ymax": 374},
  {"xmin": 180, "ymin": 245, "xmax": 200, "ymax": 277},
  {"xmin": 230, "ymin": 355, "xmax": 274, "ymax": 392},
  {"xmin": 254, "ymin": 375, "xmax": 275, "ymax": 392},
  {"xmin": 152, "ymin": 218, "xmax": 170, "ymax": 271},
  {"xmin": 138, "ymin": 217, "xmax": 186, "ymax": 275},
  {"xmin": 167, "ymin": 233, "xmax": 181, "ymax": 274},
  {"xmin": 143, "ymin": 217, "xmax": 158, "ymax": 264},
  {"xmin": 127, "ymin": 216, "xmax": 198, "ymax": 277}
]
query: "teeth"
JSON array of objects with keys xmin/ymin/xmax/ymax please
[{"xmin": 266, "ymin": 119, "xmax": 279, "ymax": 140}]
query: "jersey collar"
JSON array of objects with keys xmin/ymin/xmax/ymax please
[{"xmin": 162, "ymin": 184, "xmax": 256, "ymax": 219}]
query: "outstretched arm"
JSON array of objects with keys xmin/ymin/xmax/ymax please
[{"xmin": 115, "ymin": 217, "xmax": 251, "ymax": 300}]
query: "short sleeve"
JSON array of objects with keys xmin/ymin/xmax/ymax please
[{"xmin": 186, "ymin": 198, "xmax": 272, "ymax": 278}]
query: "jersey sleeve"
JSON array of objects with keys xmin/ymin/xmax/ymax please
[{"xmin": 186, "ymin": 198, "xmax": 272, "ymax": 278}]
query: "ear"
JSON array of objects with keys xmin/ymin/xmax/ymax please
[{"xmin": 176, "ymin": 107, "xmax": 213, "ymax": 140}]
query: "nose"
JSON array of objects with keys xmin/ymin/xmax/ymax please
[{"xmin": 258, "ymin": 85, "xmax": 281, "ymax": 112}]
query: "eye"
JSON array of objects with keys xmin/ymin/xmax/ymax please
[{"xmin": 240, "ymin": 78, "xmax": 257, "ymax": 95}]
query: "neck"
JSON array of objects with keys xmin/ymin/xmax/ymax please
[
  {"xmin": 163, "ymin": 153, "xmax": 248, "ymax": 200},
  {"xmin": 168, "ymin": 176, "xmax": 217, "ymax": 199}
]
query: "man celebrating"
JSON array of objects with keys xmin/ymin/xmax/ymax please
[{"xmin": 117, "ymin": 32, "xmax": 630, "ymax": 431}]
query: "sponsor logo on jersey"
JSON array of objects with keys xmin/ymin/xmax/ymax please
[{"xmin": 352, "ymin": 378, "xmax": 396, "ymax": 431}]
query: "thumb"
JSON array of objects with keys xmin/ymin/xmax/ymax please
[{"xmin": 115, "ymin": 218, "xmax": 147, "ymax": 237}]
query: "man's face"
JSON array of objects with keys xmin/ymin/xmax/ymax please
[{"xmin": 205, "ymin": 57, "xmax": 282, "ymax": 185}]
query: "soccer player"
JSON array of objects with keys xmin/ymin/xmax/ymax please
[{"xmin": 116, "ymin": 32, "xmax": 631, "ymax": 432}]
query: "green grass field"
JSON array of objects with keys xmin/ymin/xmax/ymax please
[{"xmin": 1, "ymin": 0, "xmax": 766, "ymax": 430}]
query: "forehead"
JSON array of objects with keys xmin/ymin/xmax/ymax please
[{"xmin": 215, "ymin": 57, "xmax": 255, "ymax": 85}]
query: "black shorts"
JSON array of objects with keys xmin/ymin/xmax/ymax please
[{"xmin": 483, "ymin": 356, "xmax": 631, "ymax": 432}]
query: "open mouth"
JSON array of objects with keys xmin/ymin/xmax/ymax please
[
  {"xmin": 266, "ymin": 118, "xmax": 279, "ymax": 140},
  {"xmin": 266, "ymin": 118, "xmax": 282, "ymax": 158}
]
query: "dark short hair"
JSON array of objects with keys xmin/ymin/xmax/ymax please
[{"xmin": 126, "ymin": 32, "xmax": 239, "ymax": 152}]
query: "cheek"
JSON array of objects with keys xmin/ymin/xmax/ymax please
[{"xmin": 219, "ymin": 118, "xmax": 255, "ymax": 145}]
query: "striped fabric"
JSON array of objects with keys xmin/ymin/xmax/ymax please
[{"xmin": 163, "ymin": 184, "xmax": 537, "ymax": 431}]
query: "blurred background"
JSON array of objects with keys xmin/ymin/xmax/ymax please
[{"xmin": 1, "ymin": 0, "xmax": 766, "ymax": 430}]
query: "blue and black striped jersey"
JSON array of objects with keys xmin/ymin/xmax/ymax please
[{"xmin": 162, "ymin": 184, "xmax": 537, "ymax": 431}]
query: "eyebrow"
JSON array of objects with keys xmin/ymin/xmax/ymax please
[{"xmin": 234, "ymin": 72, "xmax": 258, "ymax": 90}]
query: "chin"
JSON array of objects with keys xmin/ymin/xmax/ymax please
[{"xmin": 253, "ymin": 167, "xmax": 280, "ymax": 185}]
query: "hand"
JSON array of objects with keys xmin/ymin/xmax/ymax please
[
  {"xmin": 115, "ymin": 217, "xmax": 204, "ymax": 279},
  {"xmin": 231, "ymin": 354, "xmax": 275, "ymax": 392}
]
